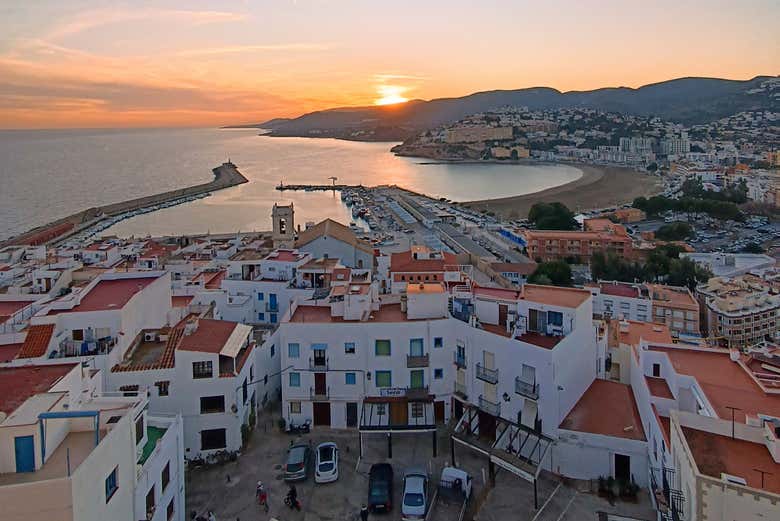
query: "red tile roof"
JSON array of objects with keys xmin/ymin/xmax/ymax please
[
  {"xmin": 265, "ymin": 250, "xmax": 306, "ymax": 262},
  {"xmin": 0, "ymin": 343, "xmax": 23, "ymax": 363},
  {"xmin": 17, "ymin": 324, "xmax": 55, "ymax": 359},
  {"xmin": 599, "ymin": 282, "xmax": 640, "ymax": 298},
  {"xmin": 517, "ymin": 331, "xmax": 563, "ymax": 349},
  {"xmin": 0, "ymin": 364, "xmax": 77, "ymax": 414},
  {"xmin": 178, "ymin": 319, "xmax": 239, "ymax": 353},
  {"xmin": 172, "ymin": 295, "xmax": 193, "ymax": 308},
  {"xmin": 49, "ymin": 276, "xmax": 160, "ymax": 314},
  {"xmin": 0, "ymin": 301, "xmax": 31, "ymax": 317},
  {"xmin": 645, "ymin": 376, "xmax": 674, "ymax": 399},
  {"xmin": 289, "ymin": 303, "xmax": 442, "ymax": 324},
  {"xmin": 390, "ymin": 250, "xmax": 458, "ymax": 273},
  {"xmin": 204, "ymin": 270, "xmax": 226, "ymax": 290},
  {"xmin": 560, "ymin": 380, "xmax": 646, "ymax": 441}
]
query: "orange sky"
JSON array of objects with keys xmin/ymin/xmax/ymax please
[{"xmin": 0, "ymin": 1, "xmax": 777, "ymax": 129}]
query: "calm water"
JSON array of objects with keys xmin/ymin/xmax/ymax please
[{"xmin": 0, "ymin": 128, "xmax": 582, "ymax": 239}]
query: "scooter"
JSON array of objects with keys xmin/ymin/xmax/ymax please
[{"xmin": 285, "ymin": 418, "xmax": 311, "ymax": 435}]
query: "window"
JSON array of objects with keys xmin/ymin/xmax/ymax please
[
  {"xmin": 257, "ymin": 292, "xmax": 264, "ymax": 300},
  {"xmin": 161, "ymin": 462, "xmax": 170, "ymax": 491},
  {"xmin": 434, "ymin": 337, "xmax": 443, "ymax": 348},
  {"xmin": 146, "ymin": 487, "xmax": 155, "ymax": 516},
  {"xmin": 270, "ymin": 344, "xmax": 275, "ymax": 357},
  {"xmin": 270, "ymin": 313, "xmax": 277, "ymax": 324},
  {"xmin": 105, "ymin": 467, "xmax": 119, "ymax": 502},
  {"xmin": 548, "ymin": 311, "xmax": 563, "ymax": 327},
  {"xmin": 242, "ymin": 378, "xmax": 248, "ymax": 403},
  {"xmin": 637, "ymin": 314, "xmax": 647, "ymax": 322},
  {"xmin": 410, "ymin": 369, "xmax": 424, "ymax": 389},
  {"xmin": 652, "ymin": 363, "xmax": 661, "ymax": 377},
  {"xmin": 289, "ymin": 401, "xmax": 301, "ymax": 414},
  {"xmin": 375, "ymin": 370, "xmax": 392, "ymax": 388},
  {"xmin": 135, "ymin": 415, "xmax": 145, "ymax": 444},
  {"xmin": 288, "ymin": 343, "xmax": 300, "ymax": 358},
  {"xmin": 167, "ymin": 499, "xmax": 175, "ymax": 521},
  {"xmin": 409, "ymin": 338, "xmax": 424, "ymax": 356},
  {"xmin": 345, "ymin": 372, "xmax": 356, "ymax": 385},
  {"xmin": 258, "ymin": 312, "xmax": 265, "ymax": 321},
  {"xmin": 411, "ymin": 402, "xmax": 424, "ymax": 418},
  {"xmin": 192, "ymin": 361, "xmax": 213, "ymax": 379},
  {"xmin": 375, "ymin": 339, "xmax": 391, "ymax": 356},
  {"xmin": 289, "ymin": 372, "xmax": 301, "ymax": 387},
  {"xmin": 344, "ymin": 342, "xmax": 356, "ymax": 354},
  {"xmin": 250, "ymin": 364, "xmax": 254, "ymax": 381},
  {"xmin": 200, "ymin": 395, "xmax": 226, "ymax": 414},
  {"xmin": 434, "ymin": 368, "xmax": 443, "ymax": 379},
  {"xmin": 200, "ymin": 429, "xmax": 227, "ymax": 450},
  {"xmin": 72, "ymin": 329, "xmax": 84, "ymax": 341},
  {"xmin": 376, "ymin": 403, "xmax": 387, "ymax": 416},
  {"xmin": 155, "ymin": 381, "xmax": 170, "ymax": 396}
]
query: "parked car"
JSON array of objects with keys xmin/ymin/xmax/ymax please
[
  {"xmin": 284, "ymin": 443, "xmax": 311, "ymax": 481},
  {"xmin": 368, "ymin": 463, "xmax": 394, "ymax": 512},
  {"xmin": 402, "ymin": 468, "xmax": 428, "ymax": 520},
  {"xmin": 314, "ymin": 442, "xmax": 339, "ymax": 483}
]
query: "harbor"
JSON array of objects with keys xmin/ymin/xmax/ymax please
[{"xmin": 1, "ymin": 162, "xmax": 248, "ymax": 247}]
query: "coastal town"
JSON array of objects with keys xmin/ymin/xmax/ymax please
[{"xmin": 0, "ymin": 127, "xmax": 779, "ymax": 521}]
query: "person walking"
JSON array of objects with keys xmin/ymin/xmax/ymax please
[
  {"xmin": 256, "ymin": 481, "xmax": 269, "ymax": 512},
  {"xmin": 360, "ymin": 504, "xmax": 369, "ymax": 521}
]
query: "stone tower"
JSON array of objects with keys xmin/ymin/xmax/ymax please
[{"xmin": 272, "ymin": 203, "xmax": 295, "ymax": 248}]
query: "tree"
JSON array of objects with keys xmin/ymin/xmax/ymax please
[
  {"xmin": 528, "ymin": 202, "xmax": 578, "ymax": 230},
  {"xmin": 655, "ymin": 222, "xmax": 693, "ymax": 241},
  {"xmin": 647, "ymin": 162, "xmax": 658, "ymax": 172},
  {"xmin": 741, "ymin": 242, "xmax": 765, "ymax": 254},
  {"xmin": 528, "ymin": 261, "xmax": 573, "ymax": 287}
]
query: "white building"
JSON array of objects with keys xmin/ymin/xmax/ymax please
[
  {"xmin": 0, "ymin": 363, "xmax": 185, "ymax": 521},
  {"xmin": 587, "ymin": 280, "xmax": 653, "ymax": 322},
  {"xmin": 295, "ymin": 219, "xmax": 375, "ymax": 269}
]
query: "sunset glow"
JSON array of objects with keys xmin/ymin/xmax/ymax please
[
  {"xmin": 374, "ymin": 85, "xmax": 410, "ymax": 106},
  {"xmin": 0, "ymin": 1, "xmax": 776, "ymax": 128}
]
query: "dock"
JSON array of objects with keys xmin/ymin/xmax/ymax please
[
  {"xmin": 2, "ymin": 162, "xmax": 248, "ymax": 247},
  {"xmin": 276, "ymin": 183, "xmax": 363, "ymax": 192}
]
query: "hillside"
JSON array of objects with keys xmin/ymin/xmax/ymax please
[{"xmin": 243, "ymin": 76, "xmax": 777, "ymax": 141}]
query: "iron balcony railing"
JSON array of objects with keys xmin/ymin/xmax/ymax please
[
  {"xmin": 475, "ymin": 363, "xmax": 498, "ymax": 384},
  {"xmin": 406, "ymin": 386, "xmax": 430, "ymax": 400},
  {"xmin": 309, "ymin": 357, "xmax": 328, "ymax": 371},
  {"xmin": 454, "ymin": 382, "xmax": 468, "ymax": 399},
  {"xmin": 310, "ymin": 386, "xmax": 330, "ymax": 400},
  {"xmin": 57, "ymin": 336, "xmax": 117, "ymax": 357},
  {"xmin": 478, "ymin": 395, "xmax": 500, "ymax": 417},
  {"xmin": 265, "ymin": 302, "xmax": 279, "ymax": 312},
  {"xmin": 454, "ymin": 352, "xmax": 466, "ymax": 369},
  {"xmin": 406, "ymin": 354, "xmax": 429, "ymax": 368},
  {"xmin": 515, "ymin": 377, "xmax": 539, "ymax": 400}
]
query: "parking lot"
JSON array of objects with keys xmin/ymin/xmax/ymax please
[{"xmin": 187, "ymin": 412, "xmax": 655, "ymax": 521}]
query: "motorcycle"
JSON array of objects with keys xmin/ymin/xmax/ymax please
[{"xmin": 285, "ymin": 418, "xmax": 311, "ymax": 435}]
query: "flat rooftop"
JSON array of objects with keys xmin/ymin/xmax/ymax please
[
  {"xmin": 682, "ymin": 426, "xmax": 780, "ymax": 494},
  {"xmin": 289, "ymin": 303, "xmax": 444, "ymax": 324},
  {"xmin": 598, "ymin": 282, "xmax": 641, "ymax": 299},
  {"xmin": 646, "ymin": 284, "xmax": 698, "ymax": 310},
  {"xmin": 650, "ymin": 346, "xmax": 780, "ymax": 422},
  {"xmin": 645, "ymin": 376, "xmax": 674, "ymax": 399},
  {"xmin": 0, "ymin": 300, "xmax": 31, "ymax": 317},
  {"xmin": 619, "ymin": 320, "xmax": 673, "ymax": 347},
  {"xmin": 49, "ymin": 276, "xmax": 159, "ymax": 313},
  {"xmin": 560, "ymin": 379, "xmax": 646, "ymax": 441},
  {"xmin": 523, "ymin": 284, "xmax": 591, "ymax": 308}
]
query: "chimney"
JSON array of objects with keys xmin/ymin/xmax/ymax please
[{"xmin": 184, "ymin": 318, "xmax": 198, "ymax": 336}]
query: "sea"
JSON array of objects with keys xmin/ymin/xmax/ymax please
[{"xmin": 0, "ymin": 127, "xmax": 582, "ymax": 239}]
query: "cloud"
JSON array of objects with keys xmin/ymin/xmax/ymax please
[
  {"xmin": 373, "ymin": 73, "xmax": 427, "ymax": 82},
  {"xmin": 46, "ymin": 7, "xmax": 248, "ymax": 40},
  {"xmin": 173, "ymin": 43, "xmax": 332, "ymax": 57}
]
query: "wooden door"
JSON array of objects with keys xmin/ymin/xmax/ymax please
[
  {"xmin": 313, "ymin": 402, "xmax": 331, "ymax": 426},
  {"xmin": 498, "ymin": 304, "xmax": 508, "ymax": 327},
  {"xmin": 478, "ymin": 410, "xmax": 497, "ymax": 441},
  {"xmin": 390, "ymin": 401, "xmax": 408, "ymax": 426},
  {"xmin": 434, "ymin": 401, "xmax": 445, "ymax": 423},
  {"xmin": 314, "ymin": 373, "xmax": 326, "ymax": 395},
  {"xmin": 346, "ymin": 402, "xmax": 358, "ymax": 427}
]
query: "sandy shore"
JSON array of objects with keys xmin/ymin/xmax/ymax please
[{"xmin": 463, "ymin": 164, "xmax": 663, "ymax": 218}]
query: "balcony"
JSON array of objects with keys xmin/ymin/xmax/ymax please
[
  {"xmin": 475, "ymin": 363, "xmax": 498, "ymax": 384},
  {"xmin": 454, "ymin": 382, "xmax": 468, "ymax": 400},
  {"xmin": 406, "ymin": 386, "xmax": 430, "ymax": 401},
  {"xmin": 454, "ymin": 352, "xmax": 466, "ymax": 369},
  {"xmin": 265, "ymin": 302, "xmax": 279, "ymax": 313},
  {"xmin": 56, "ymin": 336, "xmax": 117, "ymax": 358},
  {"xmin": 406, "ymin": 354, "xmax": 429, "ymax": 368},
  {"xmin": 515, "ymin": 377, "xmax": 539, "ymax": 400},
  {"xmin": 309, "ymin": 357, "xmax": 328, "ymax": 371},
  {"xmin": 478, "ymin": 395, "xmax": 500, "ymax": 417},
  {"xmin": 310, "ymin": 386, "xmax": 329, "ymax": 400}
]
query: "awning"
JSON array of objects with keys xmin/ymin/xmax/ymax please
[
  {"xmin": 311, "ymin": 343, "xmax": 328, "ymax": 350},
  {"xmin": 219, "ymin": 323, "xmax": 253, "ymax": 358}
]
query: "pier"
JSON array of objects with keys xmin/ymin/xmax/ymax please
[
  {"xmin": 2, "ymin": 162, "xmax": 248, "ymax": 247},
  {"xmin": 276, "ymin": 182, "xmax": 363, "ymax": 192}
]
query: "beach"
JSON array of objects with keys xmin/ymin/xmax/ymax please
[{"xmin": 463, "ymin": 164, "xmax": 663, "ymax": 218}]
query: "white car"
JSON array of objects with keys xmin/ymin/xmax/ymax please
[
  {"xmin": 314, "ymin": 442, "xmax": 339, "ymax": 483},
  {"xmin": 402, "ymin": 468, "xmax": 428, "ymax": 520}
]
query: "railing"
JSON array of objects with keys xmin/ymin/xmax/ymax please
[
  {"xmin": 478, "ymin": 395, "xmax": 500, "ymax": 417},
  {"xmin": 454, "ymin": 352, "xmax": 466, "ymax": 369},
  {"xmin": 515, "ymin": 377, "xmax": 539, "ymax": 400},
  {"xmin": 475, "ymin": 363, "xmax": 498, "ymax": 384},
  {"xmin": 406, "ymin": 386, "xmax": 429, "ymax": 400},
  {"xmin": 56, "ymin": 336, "xmax": 117, "ymax": 358},
  {"xmin": 266, "ymin": 302, "xmax": 279, "ymax": 312},
  {"xmin": 309, "ymin": 357, "xmax": 328, "ymax": 370},
  {"xmin": 454, "ymin": 382, "xmax": 468, "ymax": 399},
  {"xmin": 310, "ymin": 386, "xmax": 329, "ymax": 400},
  {"xmin": 406, "ymin": 354, "xmax": 429, "ymax": 368}
]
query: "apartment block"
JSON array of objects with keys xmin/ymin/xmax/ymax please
[
  {"xmin": 522, "ymin": 219, "xmax": 635, "ymax": 263},
  {"xmin": 646, "ymin": 283, "xmax": 701, "ymax": 338}
]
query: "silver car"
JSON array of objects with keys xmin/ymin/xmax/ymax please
[{"xmin": 402, "ymin": 468, "xmax": 428, "ymax": 520}]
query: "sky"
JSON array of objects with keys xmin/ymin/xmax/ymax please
[{"xmin": 0, "ymin": 0, "xmax": 777, "ymax": 129}]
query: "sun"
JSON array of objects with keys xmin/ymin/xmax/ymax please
[{"xmin": 374, "ymin": 85, "xmax": 409, "ymax": 106}]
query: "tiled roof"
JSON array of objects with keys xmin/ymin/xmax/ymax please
[
  {"xmin": 390, "ymin": 250, "xmax": 458, "ymax": 273},
  {"xmin": 17, "ymin": 324, "xmax": 55, "ymax": 359},
  {"xmin": 560, "ymin": 379, "xmax": 646, "ymax": 441},
  {"xmin": 0, "ymin": 364, "xmax": 77, "ymax": 414},
  {"xmin": 178, "ymin": 319, "xmax": 239, "ymax": 353},
  {"xmin": 48, "ymin": 276, "xmax": 160, "ymax": 314},
  {"xmin": 296, "ymin": 219, "xmax": 373, "ymax": 254}
]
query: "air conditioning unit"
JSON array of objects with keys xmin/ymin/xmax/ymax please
[{"xmin": 144, "ymin": 332, "xmax": 157, "ymax": 342}]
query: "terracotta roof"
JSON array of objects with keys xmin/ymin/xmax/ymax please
[
  {"xmin": 296, "ymin": 219, "xmax": 373, "ymax": 254},
  {"xmin": 289, "ymin": 303, "xmax": 443, "ymax": 324},
  {"xmin": 0, "ymin": 343, "xmax": 23, "ymax": 362},
  {"xmin": 650, "ymin": 346, "xmax": 780, "ymax": 422},
  {"xmin": 560, "ymin": 379, "xmax": 646, "ymax": 441},
  {"xmin": 48, "ymin": 276, "xmax": 160, "ymax": 314},
  {"xmin": 0, "ymin": 364, "xmax": 77, "ymax": 414},
  {"xmin": 264, "ymin": 249, "xmax": 307, "ymax": 262},
  {"xmin": 598, "ymin": 282, "xmax": 641, "ymax": 298},
  {"xmin": 646, "ymin": 376, "xmax": 674, "ymax": 399},
  {"xmin": 172, "ymin": 295, "xmax": 193, "ymax": 308},
  {"xmin": 618, "ymin": 320, "xmax": 673, "ymax": 347},
  {"xmin": 178, "ymin": 319, "xmax": 240, "ymax": 353},
  {"xmin": 390, "ymin": 250, "xmax": 458, "ymax": 273},
  {"xmin": 204, "ymin": 270, "xmax": 226, "ymax": 289},
  {"xmin": 646, "ymin": 284, "xmax": 698, "ymax": 311},
  {"xmin": 473, "ymin": 285, "xmax": 523, "ymax": 301},
  {"xmin": 0, "ymin": 301, "xmax": 32, "ymax": 317},
  {"xmin": 517, "ymin": 331, "xmax": 563, "ymax": 349},
  {"xmin": 17, "ymin": 324, "xmax": 55, "ymax": 359},
  {"xmin": 682, "ymin": 426, "xmax": 780, "ymax": 494},
  {"xmin": 522, "ymin": 284, "xmax": 591, "ymax": 308}
]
